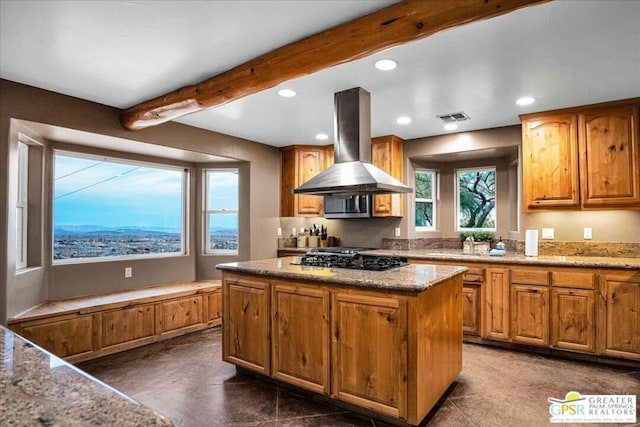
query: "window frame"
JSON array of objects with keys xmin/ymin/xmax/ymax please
[
  {"xmin": 414, "ymin": 168, "xmax": 437, "ymax": 232},
  {"xmin": 204, "ymin": 168, "xmax": 239, "ymax": 256},
  {"xmin": 52, "ymin": 150, "xmax": 188, "ymax": 264},
  {"xmin": 16, "ymin": 141, "xmax": 29, "ymax": 269},
  {"xmin": 455, "ymin": 166, "xmax": 497, "ymax": 232}
]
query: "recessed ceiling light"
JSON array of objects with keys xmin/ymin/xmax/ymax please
[
  {"xmin": 444, "ymin": 123, "xmax": 459, "ymax": 131},
  {"xmin": 315, "ymin": 133, "xmax": 329, "ymax": 141},
  {"xmin": 375, "ymin": 59, "xmax": 397, "ymax": 71},
  {"xmin": 516, "ymin": 96, "xmax": 535, "ymax": 106},
  {"xmin": 278, "ymin": 89, "xmax": 297, "ymax": 98},
  {"xmin": 396, "ymin": 116, "xmax": 411, "ymax": 125}
]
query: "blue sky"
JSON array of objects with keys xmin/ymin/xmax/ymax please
[{"xmin": 53, "ymin": 154, "xmax": 235, "ymax": 232}]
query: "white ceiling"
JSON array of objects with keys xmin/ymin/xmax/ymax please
[{"xmin": 2, "ymin": 0, "xmax": 640, "ymax": 149}]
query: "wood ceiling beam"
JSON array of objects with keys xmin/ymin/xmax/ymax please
[{"xmin": 120, "ymin": 0, "xmax": 549, "ymax": 130}]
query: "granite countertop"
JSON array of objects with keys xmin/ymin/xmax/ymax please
[
  {"xmin": 362, "ymin": 249, "xmax": 640, "ymax": 269},
  {"xmin": 216, "ymin": 257, "xmax": 467, "ymax": 292},
  {"xmin": 0, "ymin": 325, "xmax": 173, "ymax": 426}
]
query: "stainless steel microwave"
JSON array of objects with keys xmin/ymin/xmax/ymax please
[{"xmin": 323, "ymin": 195, "xmax": 371, "ymax": 219}]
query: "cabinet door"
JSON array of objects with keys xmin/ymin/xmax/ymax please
[
  {"xmin": 522, "ymin": 114, "xmax": 579, "ymax": 210},
  {"xmin": 19, "ymin": 315, "xmax": 94, "ymax": 358},
  {"xmin": 296, "ymin": 148, "xmax": 325, "ymax": 216},
  {"xmin": 102, "ymin": 304, "xmax": 155, "ymax": 348},
  {"xmin": 272, "ymin": 283, "xmax": 330, "ymax": 394},
  {"xmin": 207, "ymin": 290, "xmax": 222, "ymax": 323},
  {"xmin": 484, "ymin": 268, "xmax": 510, "ymax": 340},
  {"xmin": 511, "ymin": 285, "xmax": 550, "ymax": 346},
  {"xmin": 579, "ymin": 105, "xmax": 640, "ymax": 208},
  {"xmin": 551, "ymin": 288, "xmax": 595, "ymax": 353},
  {"xmin": 332, "ymin": 292, "xmax": 407, "ymax": 419},
  {"xmin": 597, "ymin": 273, "xmax": 640, "ymax": 360},
  {"xmin": 372, "ymin": 135, "xmax": 404, "ymax": 217},
  {"xmin": 462, "ymin": 284, "xmax": 481, "ymax": 336},
  {"xmin": 223, "ymin": 275, "xmax": 271, "ymax": 374},
  {"xmin": 159, "ymin": 295, "xmax": 204, "ymax": 334}
]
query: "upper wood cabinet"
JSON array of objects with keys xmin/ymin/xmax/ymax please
[
  {"xmin": 371, "ymin": 135, "xmax": 404, "ymax": 217},
  {"xmin": 579, "ymin": 105, "xmax": 640, "ymax": 208},
  {"xmin": 280, "ymin": 145, "xmax": 332, "ymax": 217},
  {"xmin": 521, "ymin": 98, "xmax": 640, "ymax": 211},
  {"xmin": 522, "ymin": 114, "xmax": 580, "ymax": 210}
]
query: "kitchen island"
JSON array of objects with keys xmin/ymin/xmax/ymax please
[{"xmin": 216, "ymin": 258, "xmax": 466, "ymax": 426}]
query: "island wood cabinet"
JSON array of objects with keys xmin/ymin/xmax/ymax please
[
  {"xmin": 510, "ymin": 268, "xmax": 550, "ymax": 346},
  {"xmin": 280, "ymin": 145, "xmax": 333, "ymax": 217},
  {"xmin": 223, "ymin": 275, "xmax": 271, "ymax": 375},
  {"xmin": 597, "ymin": 271, "xmax": 640, "ymax": 360},
  {"xmin": 521, "ymin": 98, "xmax": 640, "ymax": 211},
  {"xmin": 371, "ymin": 135, "xmax": 404, "ymax": 217},
  {"xmin": 332, "ymin": 292, "xmax": 407, "ymax": 419},
  {"xmin": 272, "ymin": 282, "xmax": 330, "ymax": 395},
  {"xmin": 221, "ymin": 270, "xmax": 463, "ymax": 426}
]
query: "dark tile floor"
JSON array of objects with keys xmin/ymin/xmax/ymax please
[{"xmin": 78, "ymin": 327, "xmax": 640, "ymax": 427}]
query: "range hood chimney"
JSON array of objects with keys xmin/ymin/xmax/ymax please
[{"xmin": 293, "ymin": 87, "xmax": 413, "ymax": 196}]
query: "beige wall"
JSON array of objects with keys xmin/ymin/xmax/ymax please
[{"xmin": 1, "ymin": 79, "xmax": 281, "ymax": 323}]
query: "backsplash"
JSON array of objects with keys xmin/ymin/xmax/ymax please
[{"xmin": 382, "ymin": 238, "xmax": 640, "ymax": 258}]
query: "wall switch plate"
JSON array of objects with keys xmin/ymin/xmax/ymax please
[
  {"xmin": 542, "ymin": 228, "xmax": 554, "ymax": 239},
  {"xmin": 394, "ymin": 227, "xmax": 401, "ymax": 237},
  {"xmin": 124, "ymin": 267, "xmax": 132, "ymax": 278},
  {"xmin": 584, "ymin": 227, "xmax": 593, "ymax": 240}
]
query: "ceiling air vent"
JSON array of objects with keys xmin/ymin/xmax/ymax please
[{"xmin": 436, "ymin": 111, "xmax": 470, "ymax": 122}]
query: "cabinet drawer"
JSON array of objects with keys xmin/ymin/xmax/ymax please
[
  {"xmin": 463, "ymin": 267, "xmax": 484, "ymax": 284},
  {"xmin": 511, "ymin": 269, "xmax": 549, "ymax": 286},
  {"xmin": 552, "ymin": 271, "xmax": 595, "ymax": 289}
]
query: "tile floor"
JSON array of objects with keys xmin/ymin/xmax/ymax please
[{"xmin": 78, "ymin": 327, "xmax": 639, "ymax": 427}]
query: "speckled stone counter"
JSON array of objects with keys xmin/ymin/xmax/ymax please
[
  {"xmin": 216, "ymin": 257, "xmax": 467, "ymax": 292},
  {"xmin": 362, "ymin": 249, "xmax": 640, "ymax": 270},
  {"xmin": 0, "ymin": 325, "xmax": 173, "ymax": 426}
]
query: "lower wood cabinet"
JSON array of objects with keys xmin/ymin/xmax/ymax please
[
  {"xmin": 331, "ymin": 292, "xmax": 407, "ymax": 419},
  {"xmin": 484, "ymin": 267, "xmax": 510, "ymax": 341},
  {"xmin": 10, "ymin": 283, "xmax": 221, "ymax": 363},
  {"xmin": 223, "ymin": 275, "xmax": 271, "ymax": 375},
  {"xmin": 550, "ymin": 288, "xmax": 595, "ymax": 353},
  {"xmin": 510, "ymin": 268, "xmax": 550, "ymax": 346},
  {"xmin": 272, "ymin": 282, "xmax": 330, "ymax": 394},
  {"xmin": 510, "ymin": 285, "xmax": 550, "ymax": 346},
  {"xmin": 597, "ymin": 272, "xmax": 640, "ymax": 360},
  {"xmin": 19, "ymin": 315, "xmax": 94, "ymax": 359}
]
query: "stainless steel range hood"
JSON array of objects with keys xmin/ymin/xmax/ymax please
[{"xmin": 293, "ymin": 87, "xmax": 413, "ymax": 196}]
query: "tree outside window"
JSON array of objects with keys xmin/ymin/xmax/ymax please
[
  {"xmin": 415, "ymin": 169, "xmax": 436, "ymax": 231},
  {"xmin": 457, "ymin": 167, "xmax": 496, "ymax": 230}
]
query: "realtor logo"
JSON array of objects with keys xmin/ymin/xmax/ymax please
[{"xmin": 549, "ymin": 391, "xmax": 637, "ymax": 423}]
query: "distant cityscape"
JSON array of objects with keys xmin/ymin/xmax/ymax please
[{"xmin": 53, "ymin": 226, "xmax": 238, "ymax": 260}]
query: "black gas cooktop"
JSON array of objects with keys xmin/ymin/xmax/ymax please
[{"xmin": 298, "ymin": 248, "xmax": 406, "ymax": 271}]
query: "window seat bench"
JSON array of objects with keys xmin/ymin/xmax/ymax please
[{"xmin": 8, "ymin": 280, "xmax": 221, "ymax": 363}]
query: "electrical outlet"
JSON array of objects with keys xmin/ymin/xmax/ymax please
[
  {"xmin": 395, "ymin": 227, "xmax": 401, "ymax": 237},
  {"xmin": 124, "ymin": 267, "xmax": 132, "ymax": 278},
  {"xmin": 542, "ymin": 228, "xmax": 554, "ymax": 240},
  {"xmin": 584, "ymin": 227, "xmax": 593, "ymax": 240}
]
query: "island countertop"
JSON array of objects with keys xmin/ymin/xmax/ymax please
[
  {"xmin": 216, "ymin": 257, "xmax": 466, "ymax": 292},
  {"xmin": 0, "ymin": 324, "xmax": 173, "ymax": 426},
  {"xmin": 360, "ymin": 249, "xmax": 640, "ymax": 269}
]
